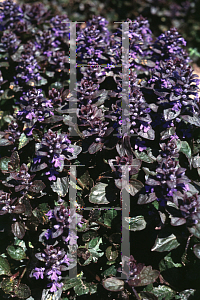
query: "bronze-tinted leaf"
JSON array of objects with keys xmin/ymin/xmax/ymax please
[{"xmin": 11, "ymin": 221, "xmax": 26, "ymax": 239}]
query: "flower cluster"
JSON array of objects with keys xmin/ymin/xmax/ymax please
[
  {"xmin": 151, "ymin": 28, "xmax": 189, "ymax": 64},
  {"xmin": 33, "ymin": 245, "xmax": 74, "ymax": 292},
  {"xmin": 14, "ymin": 41, "xmax": 42, "ymax": 88},
  {"xmin": 31, "ymin": 129, "xmax": 81, "ymax": 181},
  {"xmin": 76, "ymin": 16, "xmax": 110, "ymax": 64},
  {"xmin": 44, "ymin": 205, "xmax": 83, "ymax": 245},
  {"xmin": 0, "ymin": 0, "xmax": 23, "ymax": 31},
  {"xmin": 0, "ymin": 30, "xmax": 20, "ymax": 56},
  {"xmin": 17, "ymin": 88, "xmax": 54, "ymax": 134},
  {"xmin": 144, "ymin": 137, "xmax": 190, "ymax": 207}
]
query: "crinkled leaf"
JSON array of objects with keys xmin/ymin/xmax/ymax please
[
  {"xmin": 89, "ymin": 182, "xmax": 110, "ymax": 204},
  {"xmin": 188, "ymin": 222, "xmax": 200, "ymax": 238},
  {"xmin": 30, "ymin": 162, "xmax": 48, "ymax": 172},
  {"xmin": 192, "ymin": 154, "xmax": 200, "ymax": 168},
  {"xmin": 125, "ymin": 179, "xmax": 144, "ymax": 196},
  {"xmin": 73, "ymin": 282, "xmax": 90, "ymax": 296},
  {"xmin": 139, "ymin": 291, "xmax": 158, "ymax": 300},
  {"xmin": 51, "ymin": 176, "xmax": 69, "ymax": 197},
  {"xmin": 159, "ymin": 253, "xmax": 182, "ymax": 272},
  {"xmin": 79, "ymin": 170, "xmax": 93, "ymax": 189},
  {"xmin": 7, "ymin": 245, "xmax": 27, "ymax": 261},
  {"xmin": 0, "ymin": 256, "xmax": 11, "ymax": 276},
  {"xmin": 152, "ymin": 285, "xmax": 176, "ymax": 300},
  {"xmin": 151, "ymin": 234, "xmax": 180, "ymax": 252},
  {"xmin": 29, "ymin": 180, "xmax": 46, "ymax": 193},
  {"xmin": 138, "ymin": 193, "xmax": 157, "ymax": 204},
  {"xmin": 32, "ymin": 203, "xmax": 50, "ymax": 225},
  {"xmin": 41, "ymin": 288, "xmax": 62, "ymax": 300},
  {"xmin": 176, "ymin": 140, "xmax": 191, "ymax": 159},
  {"xmin": 1, "ymin": 278, "xmax": 18, "ymax": 294},
  {"xmin": 129, "ymin": 266, "xmax": 159, "ymax": 287},
  {"xmin": 0, "ymin": 138, "xmax": 13, "ymax": 146},
  {"xmin": 101, "ymin": 265, "xmax": 117, "ymax": 277},
  {"xmin": 88, "ymin": 237, "xmax": 104, "ymax": 262},
  {"xmin": 134, "ymin": 150, "xmax": 154, "ymax": 163},
  {"xmin": 123, "ymin": 215, "xmax": 146, "ymax": 231},
  {"xmin": 103, "ymin": 209, "xmax": 117, "ymax": 227},
  {"xmin": 0, "ymin": 156, "xmax": 10, "ymax": 172},
  {"xmin": 170, "ymin": 217, "xmax": 186, "ymax": 226},
  {"xmin": 18, "ymin": 133, "xmax": 31, "ymax": 150},
  {"xmin": 138, "ymin": 128, "xmax": 155, "ymax": 140},
  {"xmin": 164, "ymin": 108, "xmax": 181, "ymax": 121},
  {"xmin": 11, "ymin": 222, "xmax": 26, "ymax": 239},
  {"xmin": 63, "ymin": 276, "xmax": 82, "ymax": 291},
  {"xmin": 182, "ymin": 114, "xmax": 200, "ymax": 127},
  {"xmin": 102, "ymin": 277, "xmax": 124, "ymax": 292},
  {"xmin": 88, "ymin": 142, "xmax": 104, "ymax": 154},
  {"xmin": 106, "ymin": 246, "xmax": 118, "ymax": 262},
  {"xmin": 176, "ymin": 289, "xmax": 195, "ymax": 299},
  {"xmin": 14, "ymin": 284, "xmax": 31, "ymax": 299},
  {"xmin": 193, "ymin": 243, "xmax": 200, "ymax": 259},
  {"xmin": 160, "ymin": 127, "xmax": 176, "ymax": 140}
]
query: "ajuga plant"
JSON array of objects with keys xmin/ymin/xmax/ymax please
[{"xmin": 1, "ymin": 1, "xmax": 200, "ymax": 300}]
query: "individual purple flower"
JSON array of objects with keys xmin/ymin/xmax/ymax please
[{"xmin": 33, "ymin": 267, "xmax": 45, "ymax": 280}]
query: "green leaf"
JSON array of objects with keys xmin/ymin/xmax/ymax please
[
  {"xmin": 89, "ymin": 182, "xmax": 110, "ymax": 204},
  {"xmin": 152, "ymin": 285, "xmax": 176, "ymax": 300},
  {"xmin": 1, "ymin": 278, "xmax": 18, "ymax": 294},
  {"xmin": 63, "ymin": 277, "xmax": 82, "ymax": 291},
  {"xmin": 14, "ymin": 283, "xmax": 31, "ymax": 299},
  {"xmin": 18, "ymin": 133, "xmax": 31, "ymax": 150},
  {"xmin": 88, "ymin": 237, "xmax": 104, "ymax": 262},
  {"xmin": 103, "ymin": 209, "xmax": 117, "ymax": 227},
  {"xmin": 134, "ymin": 150, "xmax": 154, "ymax": 163},
  {"xmin": 193, "ymin": 243, "xmax": 200, "ymax": 259},
  {"xmin": 78, "ymin": 170, "xmax": 93, "ymax": 189},
  {"xmin": 51, "ymin": 176, "xmax": 69, "ymax": 197},
  {"xmin": 32, "ymin": 203, "xmax": 50, "ymax": 225},
  {"xmin": 188, "ymin": 222, "xmax": 200, "ymax": 238},
  {"xmin": 129, "ymin": 266, "xmax": 159, "ymax": 287},
  {"xmin": 0, "ymin": 256, "xmax": 11, "ymax": 276},
  {"xmin": 101, "ymin": 265, "xmax": 117, "ymax": 277},
  {"xmin": 159, "ymin": 253, "xmax": 182, "ymax": 272},
  {"xmin": 74, "ymin": 282, "xmax": 90, "ymax": 296},
  {"xmin": 7, "ymin": 245, "xmax": 27, "ymax": 261},
  {"xmin": 151, "ymin": 234, "xmax": 180, "ymax": 252},
  {"xmin": 177, "ymin": 140, "xmax": 191, "ymax": 159},
  {"xmin": 106, "ymin": 246, "xmax": 118, "ymax": 261},
  {"xmin": 102, "ymin": 277, "xmax": 124, "ymax": 292},
  {"xmin": 123, "ymin": 215, "xmax": 146, "ymax": 231},
  {"xmin": 0, "ymin": 156, "xmax": 10, "ymax": 172},
  {"xmin": 139, "ymin": 291, "xmax": 158, "ymax": 300},
  {"xmin": 125, "ymin": 179, "xmax": 144, "ymax": 196},
  {"xmin": 175, "ymin": 289, "xmax": 195, "ymax": 300}
]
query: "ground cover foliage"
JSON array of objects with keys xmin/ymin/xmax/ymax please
[{"xmin": 1, "ymin": 0, "xmax": 200, "ymax": 299}]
